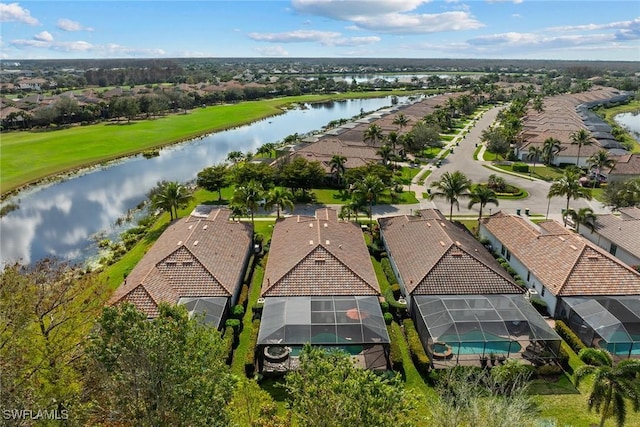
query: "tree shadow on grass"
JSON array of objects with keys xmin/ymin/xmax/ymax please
[{"xmin": 143, "ymin": 222, "xmax": 170, "ymax": 244}]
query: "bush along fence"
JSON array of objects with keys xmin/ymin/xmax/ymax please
[
  {"xmin": 402, "ymin": 319, "xmax": 431, "ymax": 374},
  {"xmin": 554, "ymin": 320, "xmax": 587, "ymax": 354},
  {"xmin": 245, "ymin": 318, "xmax": 261, "ymax": 377}
]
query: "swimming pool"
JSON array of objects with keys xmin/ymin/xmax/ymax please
[{"xmin": 438, "ymin": 330, "xmax": 522, "ymax": 355}]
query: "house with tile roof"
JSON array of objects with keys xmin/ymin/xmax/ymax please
[
  {"xmin": 256, "ymin": 208, "xmax": 390, "ymax": 372},
  {"xmin": 480, "ymin": 212, "xmax": 640, "ymax": 358},
  {"xmin": 604, "ymin": 153, "xmax": 640, "ymax": 182},
  {"xmin": 109, "ymin": 206, "xmax": 253, "ymax": 328},
  {"xmin": 578, "ymin": 207, "xmax": 640, "ymax": 269},
  {"xmin": 380, "ymin": 209, "xmax": 560, "ymax": 367}
]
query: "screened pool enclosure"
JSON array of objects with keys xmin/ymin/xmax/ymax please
[
  {"xmin": 257, "ymin": 296, "xmax": 390, "ymax": 372},
  {"xmin": 178, "ymin": 296, "xmax": 228, "ymax": 329},
  {"xmin": 560, "ymin": 296, "xmax": 640, "ymax": 359},
  {"xmin": 413, "ymin": 295, "xmax": 561, "ymax": 368}
]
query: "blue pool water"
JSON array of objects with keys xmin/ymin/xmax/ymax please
[{"xmin": 438, "ymin": 331, "xmax": 522, "ymax": 355}]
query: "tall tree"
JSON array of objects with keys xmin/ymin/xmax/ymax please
[
  {"xmin": 542, "ymin": 137, "xmax": 563, "ymax": 166},
  {"xmin": 575, "ymin": 348, "xmax": 640, "ymax": 427},
  {"xmin": 329, "ymin": 154, "xmax": 347, "ymax": 187},
  {"xmin": 386, "ymin": 131, "xmax": 400, "ymax": 157},
  {"xmin": 564, "ymin": 207, "xmax": 596, "ymax": 233},
  {"xmin": 285, "ymin": 346, "xmax": 415, "ymax": 427},
  {"xmin": 197, "ymin": 164, "xmax": 229, "ymax": 201},
  {"xmin": 547, "ymin": 167, "xmax": 593, "ymax": 226},
  {"xmin": 0, "ymin": 259, "xmax": 108, "ymax": 419},
  {"xmin": 430, "ymin": 171, "xmax": 472, "ymax": 221},
  {"xmin": 232, "ymin": 180, "xmax": 264, "ymax": 231},
  {"xmin": 603, "ymin": 178, "xmax": 640, "ymax": 211},
  {"xmin": 571, "ymin": 128, "xmax": 594, "ymax": 167},
  {"xmin": 376, "ymin": 144, "xmax": 393, "ymax": 167},
  {"xmin": 226, "ymin": 150, "xmax": 245, "ymax": 164},
  {"xmin": 264, "ymin": 187, "xmax": 294, "ymax": 219},
  {"xmin": 587, "ymin": 149, "xmax": 616, "ymax": 187},
  {"xmin": 468, "ymin": 185, "xmax": 499, "ymax": 222},
  {"xmin": 526, "ymin": 146, "xmax": 543, "ymax": 175},
  {"xmin": 392, "ymin": 112, "xmax": 409, "ymax": 133},
  {"xmin": 150, "ymin": 180, "xmax": 193, "ymax": 221},
  {"xmin": 354, "ymin": 174, "xmax": 386, "ymax": 225},
  {"xmin": 85, "ymin": 304, "xmax": 235, "ymax": 427},
  {"xmin": 363, "ymin": 123, "xmax": 383, "ymax": 146}
]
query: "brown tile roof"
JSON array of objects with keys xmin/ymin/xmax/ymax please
[
  {"xmin": 261, "ymin": 208, "xmax": 379, "ymax": 297},
  {"xmin": 481, "ymin": 213, "xmax": 640, "ymax": 296},
  {"xmin": 379, "ymin": 209, "xmax": 522, "ymax": 295},
  {"xmin": 110, "ymin": 207, "xmax": 253, "ymax": 317},
  {"xmin": 591, "ymin": 208, "xmax": 640, "ymax": 259},
  {"xmin": 607, "ymin": 154, "xmax": 640, "ymax": 177}
]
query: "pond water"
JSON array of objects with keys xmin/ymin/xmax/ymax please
[
  {"xmin": 615, "ymin": 111, "xmax": 640, "ymax": 142},
  {"xmin": 0, "ymin": 96, "xmax": 415, "ymax": 266}
]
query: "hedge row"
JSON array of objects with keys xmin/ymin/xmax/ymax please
[
  {"xmin": 554, "ymin": 320, "xmax": 587, "ymax": 354},
  {"xmin": 237, "ymin": 284, "xmax": 250, "ymax": 309},
  {"xmin": 380, "ymin": 258, "xmax": 397, "ymax": 284},
  {"xmin": 245, "ymin": 318, "xmax": 261, "ymax": 377},
  {"xmin": 512, "ymin": 163, "xmax": 530, "ymax": 173},
  {"xmin": 386, "ymin": 325, "xmax": 404, "ymax": 375},
  {"xmin": 402, "ymin": 319, "xmax": 430, "ymax": 374},
  {"xmin": 222, "ymin": 326, "xmax": 236, "ymax": 365}
]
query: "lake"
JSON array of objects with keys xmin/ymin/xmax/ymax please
[
  {"xmin": 615, "ymin": 111, "xmax": 640, "ymax": 142},
  {"xmin": 0, "ymin": 95, "xmax": 415, "ymax": 266}
]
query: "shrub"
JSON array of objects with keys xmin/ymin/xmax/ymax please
[
  {"xmin": 380, "ymin": 258, "xmax": 397, "ymax": 283},
  {"xmin": 530, "ymin": 297, "xmax": 549, "ymax": 316},
  {"xmin": 536, "ymin": 364, "xmax": 563, "ymax": 377},
  {"xmin": 390, "ymin": 283, "xmax": 401, "ymax": 300},
  {"xmin": 558, "ymin": 345, "xmax": 571, "ymax": 372},
  {"xmin": 245, "ymin": 319, "xmax": 260, "ymax": 377},
  {"xmin": 225, "ymin": 318, "xmax": 241, "ymax": 335},
  {"xmin": 512, "ymin": 163, "xmax": 529, "ymax": 173},
  {"xmin": 383, "ymin": 312, "xmax": 393, "ymax": 325},
  {"xmin": 237, "ymin": 284, "xmax": 250, "ymax": 309},
  {"xmin": 380, "ymin": 301, "xmax": 389, "ymax": 313},
  {"xmin": 554, "ymin": 320, "xmax": 587, "ymax": 354},
  {"xmin": 387, "ymin": 325, "xmax": 404, "ymax": 375},
  {"xmin": 231, "ymin": 304, "xmax": 245, "ymax": 319},
  {"xmin": 222, "ymin": 326, "xmax": 235, "ymax": 364},
  {"xmin": 402, "ymin": 319, "xmax": 430, "ymax": 374}
]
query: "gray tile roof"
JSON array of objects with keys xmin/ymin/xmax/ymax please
[
  {"xmin": 591, "ymin": 207, "xmax": 640, "ymax": 259},
  {"xmin": 261, "ymin": 208, "xmax": 380, "ymax": 297},
  {"xmin": 110, "ymin": 207, "xmax": 253, "ymax": 317},
  {"xmin": 481, "ymin": 212, "xmax": 640, "ymax": 296},
  {"xmin": 379, "ymin": 209, "xmax": 522, "ymax": 295}
]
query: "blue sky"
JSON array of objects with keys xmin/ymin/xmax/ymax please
[{"xmin": 1, "ymin": 0, "xmax": 639, "ymax": 60}]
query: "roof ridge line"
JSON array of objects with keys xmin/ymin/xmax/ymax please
[
  {"xmin": 181, "ymin": 245, "xmax": 230, "ymax": 296},
  {"xmin": 321, "ymin": 244, "xmax": 380, "ymax": 294}
]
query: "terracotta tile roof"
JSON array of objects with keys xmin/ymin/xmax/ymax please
[
  {"xmin": 481, "ymin": 213, "xmax": 640, "ymax": 296},
  {"xmin": 607, "ymin": 154, "xmax": 640, "ymax": 176},
  {"xmin": 379, "ymin": 209, "xmax": 521, "ymax": 296},
  {"xmin": 110, "ymin": 207, "xmax": 253, "ymax": 317},
  {"xmin": 261, "ymin": 208, "xmax": 380, "ymax": 297},
  {"xmin": 591, "ymin": 208, "xmax": 640, "ymax": 259}
]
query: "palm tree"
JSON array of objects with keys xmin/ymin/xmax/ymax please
[
  {"xmin": 151, "ymin": 181, "xmax": 193, "ymax": 221},
  {"xmin": 354, "ymin": 175, "xmax": 386, "ymax": 225},
  {"xmin": 468, "ymin": 186, "xmax": 499, "ymax": 222},
  {"xmin": 392, "ymin": 113, "xmax": 409, "ymax": 133},
  {"xmin": 430, "ymin": 171, "xmax": 472, "ymax": 221},
  {"xmin": 526, "ymin": 146, "xmax": 543, "ymax": 176},
  {"xmin": 387, "ymin": 131, "xmax": 400, "ymax": 157},
  {"xmin": 542, "ymin": 137, "xmax": 562, "ymax": 166},
  {"xmin": 588, "ymin": 149, "xmax": 616, "ymax": 188},
  {"xmin": 232, "ymin": 180, "xmax": 264, "ymax": 231},
  {"xmin": 363, "ymin": 123, "xmax": 383, "ymax": 146},
  {"xmin": 376, "ymin": 144, "xmax": 393, "ymax": 167},
  {"xmin": 339, "ymin": 199, "xmax": 365, "ymax": 222},
  {"xmin": 564, "ymin": 207, "xmax": 596, "ymax": 233},
  {"xmin": 571, "ymin": 128, "xmax": 594, "ymax": 168},
  {"xmin": 531, "ymin": 96, "xmax": 544, "ymax": 113},
  {"xmin": 256, "ymin": 142, "xmax": 276, "ymax": 158},
  {"xmin": 547, "ymin": 167, "xmax": 593, "ymax": 226},
  {"xmin": 264, "ymin": 187, "xmax": 294, "ymax": 219},
  {"xmin": 226, "ymin": 150, "xmax": 245, "ymax": 164},
  {"xmin": 575, "ymin": 348, "xmax": 640, "ymax": 427},
  {"xmin": 329, "ymin": 154, "xmax": 347, "ymax": 187}
]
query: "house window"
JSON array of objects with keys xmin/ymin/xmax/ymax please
[
  {"xmin": 526, "ymin": 271, "xmax": 531, "ymax": 281},
  {"xmin": 501, "ymin": 245, "xmax": 505, "ymax": 256},
  {"xmin": 609, "ymin": 243, "xmax": 617, "ymax": 256},
  {"xmin": 506, "ymin": 250, "xmax": 511, "ymax": 261},
  {"xmin": 541, "ymin": 288, "xmax": 545, "ymax": 297}
]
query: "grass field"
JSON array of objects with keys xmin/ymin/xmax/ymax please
[{"xmin": 0, "ymin": 90, "xmax": 422, "ymax": 196}]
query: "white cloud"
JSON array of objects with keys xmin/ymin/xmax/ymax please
[
  {"xmin": 254, "ymin": 45, "xmax": 289, "ymax": 57},
  {"xmin": 486, "ymin": 0, "xmax": 523, "ymax": 4},
  {"xmin": 249, "ymin": 29, "xmax": 379, "ymax": 47},
  {"xmin": 10, "ymin": 37, "xmax": 166, "ymax": 56},
  {"xmin": 57, "ymin": 18, "xmax": 93, "ymax": 32},
  {"xmin": 33, "ymin": 30, "xmax": 53, "ymax": 42},
  {"xmin": 0, "ymin": 2, "xmax": 39, "ymax": 25},
  {"xmin": 291, "ymin": 0, "xmax": 482, "ymax": 34},
  {"xmin": 547, "ymin": 17, "xmax": 640, "ymax": 33}
]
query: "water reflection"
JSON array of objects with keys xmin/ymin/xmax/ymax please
[
  {"xmin": 615, "ymin": 112, "xmax": 640, "ymax": 142},
  {"xmin": 1, "ymin": 96, "xmax": 411, "ymax": 266}
]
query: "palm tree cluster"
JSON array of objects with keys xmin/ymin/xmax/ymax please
[
  {"xmin": 547, "ymin": 167, "xmax": 593, "ymax": 226},
  {"xmin": 149, "ymin": 180, "xmax": 194, "ymax": 221},
  {"xmin": 430, "ymin": 171, "xmax": 499, "ymax": 222}
]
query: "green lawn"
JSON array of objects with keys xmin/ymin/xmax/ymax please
[
  {"xmin": 398, "ymin": 166, "xmax": 420, "ymax": 185},
  {"xmin": 312, "ymin": 188, "xmax": 418, "ymax": 205}
]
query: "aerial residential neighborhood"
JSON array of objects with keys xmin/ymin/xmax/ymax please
[{"xmin": 2, "ymin": 1, "xmax": 640, "ymax": 426}]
